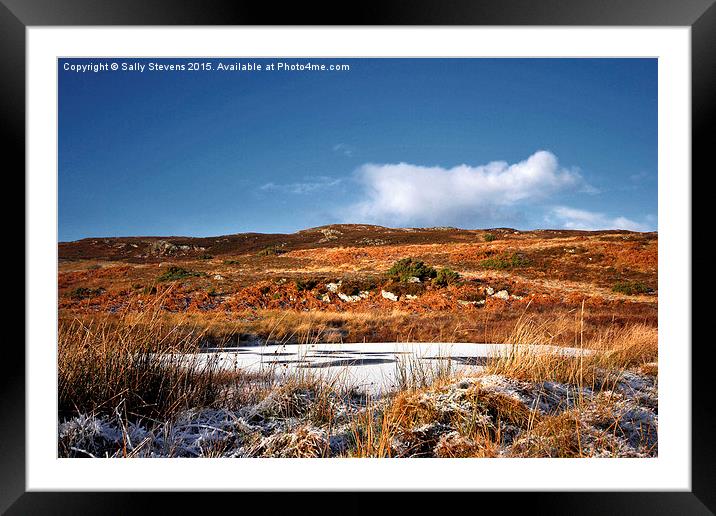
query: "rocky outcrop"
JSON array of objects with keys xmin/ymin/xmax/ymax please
[
  {"xmin": 338, "ymin": 292, "xmax": 362, "ymax": 303},
  {"xmin": 318, "ymin": 228, "xmax": 342, "ymax": 243},
  {"xmin": 147, "ymin": 240, "xmax": 206, "ymax": 257}
]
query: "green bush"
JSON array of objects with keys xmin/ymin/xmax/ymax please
[
  {"xmin": 387, "ymin": 258, "xmax": 437, "ymax": 282},
  {"xmin": 480, "ymin": 253, "xmax": 530, "ymax": 270},
  {"xmin": 257, "ymin": 246, "xmax": 287, "ymax": 257},
  {"xmin": 612, "ymin": 281, "xmax": 651, "ymax": 295},
  {"xmin": 157, "ymin": 266, "xmax": 203, "ymax": 282},
  {"xmin": 223, "ymin": 259, "xmax": 241, "ymax": 265},
  {"xmin": 200, "ymin": 253, "xmax": 214, "ymax": 260},
  {"xmin": 483, "ymin": 233, "xmax": 496, "ymax": 242},
  {"xmin": 69, "ymin": 287, "xmax": 105, "ymax": 300},
  {"xmin": 433, "ymin": 268, "xmax": 460, "ymax": 287}
]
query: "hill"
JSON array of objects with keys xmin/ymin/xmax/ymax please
[
  {"xmin": 58, "ymin": 224, "xmax": 651, "ymax": 262},
  {"xmin": 57, "ymin": 223, "xmax": 657, "ymax": 346}
]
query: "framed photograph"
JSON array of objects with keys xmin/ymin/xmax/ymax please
[{"xmin": 8, "ymin": 0, "xmax": 711, "ymax": 512}]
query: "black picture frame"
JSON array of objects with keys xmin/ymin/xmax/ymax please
[{"xmin": 5, "ymin": 0, "xmax": 710, "ymax": 513}]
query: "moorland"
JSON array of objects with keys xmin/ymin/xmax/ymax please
[{"xmin": 58, "ymin": 224, "xmax": 658, "ymax": 458}]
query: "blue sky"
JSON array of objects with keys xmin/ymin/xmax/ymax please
[{"xmin": 59, "ymin": 58, "xmax": 657, "ymax": 242}]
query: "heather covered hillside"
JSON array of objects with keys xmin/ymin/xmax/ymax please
[{"xmin": 58, "ymin": 224, "xmax": 656, "ymax": 345}]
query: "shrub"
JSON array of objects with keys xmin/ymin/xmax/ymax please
[
  {"xmin": 157, "ymin": 266, "xmax": 202, "ymax": 282},
  {"xmin": 258, "ymin": 246, "xmax": 287, "ymax": 257},
  {"xmin": 58, "ymin": 312, "xmax": 257, "ymax": 423},
  {"xmin": 223, "ymin": 259, "xmax": 241, "ymax": 265},
  {"xmin": 339, "ymin": 276, "xmax": 378, "ymax": 296},
  {"xmin": 295, "ymin": 278, "xmax": 319, "ymax": 292},
  {"xmin": 69, "ymin": 287, "xmax": 105, "ymax": 300},
  {"xmin": 480, "ymin": 253, "xmax": 529, "ymax": 270},
  {"xmin": 433, "ymin": 268, "xmax": 460, "ymax": 287},
  {"xmin": 458, "ymin": 289, "xmax": 486, "ymax": 303},
  {"xmin": 612, "ymin": 281, "xmax": 652, "ymax": 295},
  {"xmin": 382, "ymin": 279, "xmax": 425, "ymax": 298},
  {"xmin": 483, "ymin": 233, "xmax": 496, "ymax": 242},
  {"xmin": 387, "ymin": 258, "xmax": 437, "ymax": 282},
  {"xmin": 200, "ymin": 253, "xmax": 214, "ymax": 260}
]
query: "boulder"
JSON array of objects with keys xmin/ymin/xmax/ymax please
[
  {"xmin": 338, "ymin": 292, "xmax": 362, "ymax": 303},
  {"xmin": 381, "ymin": 290, "xmax": 399, "ymax": 301},
  {"xmin": 493, "ymin": 290, "xmax": 510, "ymax": 300}
]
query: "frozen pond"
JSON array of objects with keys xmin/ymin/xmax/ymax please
[{"xmin": 180, "ymin": 342, "xmax": 586, "ymax": 395}]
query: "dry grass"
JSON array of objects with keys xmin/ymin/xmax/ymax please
[
  {"xmin": 342, "ymin": 307, "xmax": 657, "ymax": 458},
  {"xmin": 508, "ymin": 411, "xmax": 588, "ymax": 458},
  {"xmin": 58, "ymin": 287, "xmax": 658, "ymax": 458},
  {"xmin": 485, "ymin": 320, "xmax": 657, "ymax": 389},
  {"xmin": 345, "ymin": 382, "xmax": 532, "ymax": 458},
  {"xmin": 249, "ymin": 426, "xmax": 329, "ymax": 458},
  {"xmin": 394, "ymin": 352, "xmax": 455, "ymax": 390},
  {"xmin": 347, "ymin": 400, "xmax": 395, "ymax": 458},
  {"xmin": 59, "ymin": 298, "xmax": 657, "ymax": 350},
  {"xmin": 58, "ymin": 299, "xmax": 272, "ymax": 422}
]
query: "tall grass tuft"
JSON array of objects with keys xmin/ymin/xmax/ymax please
[
  {"xmin": 58, "ymin": 299, "xmax": 268, "ymax": 422},
  {"xmin": 485, "ymin": 320, "xmax": 657, "ymax": 390}
]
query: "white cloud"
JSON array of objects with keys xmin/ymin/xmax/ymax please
[
  {"xmin": 333, "ymin": 143, "xmax": 355, "ymax": 157},
  {"xmin": 349, "ymin": 150, "xmax": 588, "ymax": 227},
  {"xmin": 260, "ymin": 177, "xmax": 341, "ymax": 195},
  {"xmin": 548, "ymin": 206, "xmax": 652, "ymax": 232}
]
